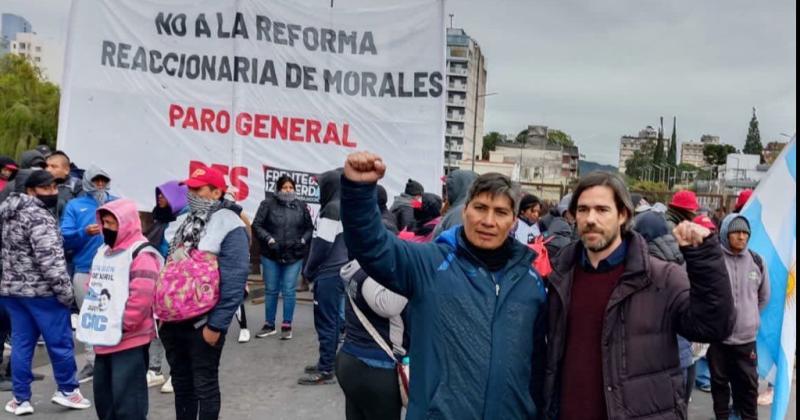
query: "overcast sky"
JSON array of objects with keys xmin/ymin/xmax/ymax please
[{"xmin": 2, "ymin": 0, "xmax": 795, "ymax": 165}]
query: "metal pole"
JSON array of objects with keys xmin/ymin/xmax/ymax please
[{"xmin": 470, "ymin": 52, "xmax": 482, "ymax": 171}]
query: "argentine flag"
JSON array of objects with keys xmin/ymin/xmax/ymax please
[{"xmin": 741, "ymin": 137, "xmax": 796, "ymax": 419}]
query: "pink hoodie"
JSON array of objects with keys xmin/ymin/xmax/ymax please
[{"xmin": 92, "ymin": 199, "xmax": 162, "ymax": 355}]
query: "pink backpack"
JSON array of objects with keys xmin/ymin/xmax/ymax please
[{"xmin": 155, "ymin": 248, "xmax": 220, "ymax": 321}]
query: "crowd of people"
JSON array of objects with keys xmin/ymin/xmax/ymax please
[{"xmin": 0, "ymin": 146, "xmax": 777, "ymax": 420}]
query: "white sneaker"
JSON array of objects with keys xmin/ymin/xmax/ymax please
[
  {"xmin": 160, "ymin": 377, "xmax": 173, "ymax": 393},
  {"xmin": 5, "ymin": 399, "xmax": 34, "ymax": 416},
  {"xmin": 238, "ymin": 328, "xmax": 251, "ymax": 343},
  {"xmin": 51, "ymin": 389, "xmax": 91, "ymax": 409},
  {"xmin": 146, "ymin": 370, "xmax": 166, "ymax": 388}
]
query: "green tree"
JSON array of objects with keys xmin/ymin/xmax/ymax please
[
  {"xmin": 653, "ymin": 117, "xmax": 665, "ymax": 164},
  {"xmin": 668, "ymin": 117, "xmax": 678, "ymax": 166},
  {"xmin": 482, "ymin": 131, "xmax": 502, "ymax": 159},
  {"xmin": 547, "ymin": 129, "xmax": 575, "ymax": 147},
  {"xmin": 0, "ymin": 54, "xmax": 60, "ymax": 158},
  {"xmin": 743, "ymin": 107, "xmax": 764, "ymax": 160},
  {"xmin": 703, "ymin": 143, "xmax": 739, "ymax": 166}
]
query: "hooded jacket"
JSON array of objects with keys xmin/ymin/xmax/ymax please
[
  {"xmin": 253, "ymin": 192, "xmax": 314, "ymax": 264},
  {"xmin": 0, "ymin": 193, "xmax": 73, "ymax": 306},
  {"xmin": 432, "ymin": 170, "xmax": 478, "ymax": 238},
  {"xmin": 60, "ymin": 166, "xmax": 118, "ymax": 273},
  {"xmin": 544, "ymin": 232, "xmax": 733, "ymax": 420},
  {"xmin": 145, "ymin": 181, "xmax": 188, "ymax": 257},
  {"xmin": 303, "ymin": 169, "xmax": 349, "ymax": 280},
  {"xmin": 341, "ymin": 177, "xmax": 547, "ymax": 420},
  {"xmin": 719, "ymin": 214, "xmax": 770, "ymax": 345},
  {"xmin": 92, "ymin": 199, "xmax": 163, "ymax": 355}
]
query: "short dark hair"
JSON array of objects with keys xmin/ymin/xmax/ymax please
[
  {"xmin": 100, "ymin": 289, "xmax": 111, "ymax": 299},
  {"xmin": 466, "ymin": 173, "xmax": 517, "ymax": 213},
  {"xmin": 569, "ymin": 172, "xmax": 634, "ymax": 232},
  {"xmin": 275, "ymin": 175, "xmax": 295, "ymax": 192},
  {"xmin": 46, "ymin": 150, "xmax": 71, "ymax": 165}
]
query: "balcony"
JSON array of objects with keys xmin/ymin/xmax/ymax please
[
  {"xmin": 447, "ymin": 97, "xmax": 466, "ymax": 107},
  {"xmin": 448, "ymin": 83, "xmax": 467, "ymax": 92},
  {"xmin": 446, "ymin": 113, "xmax": 465, "ymax": 122},
  {"xmin": 448, "ymin": 67, "xmax": 468, "ymax": 76},
  {"xmin": 446, "ymin": 144, "xmax": 464, "ymax": 152},
  {"xmin": 446, "ymin": 129, "xmax": 465, "ymax": 137}
]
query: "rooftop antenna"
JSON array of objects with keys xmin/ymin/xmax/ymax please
[{"xmin": 449, "ymin": 14, "xmax": 454, "ymax": 28}]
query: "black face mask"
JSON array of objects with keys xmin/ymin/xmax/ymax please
[
  {"xmin": 102, "ymin": 228, "xmax": 118, "ymax": 247},
  {"xmin": 36, "ymin": 194, "xmax": 58, "ymax": 209}
]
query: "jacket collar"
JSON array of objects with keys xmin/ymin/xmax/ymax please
[
  {"xmin": 437, "ymin": 226, "xmax": 534, "ymax": 273},
  {"xmin": 550, "ymin": 232, "xmax": 652, "ymax": 305}
]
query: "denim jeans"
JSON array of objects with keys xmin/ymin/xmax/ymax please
[
  {"xmin": 261, "ymin": 257, "xmax": 303, "ymax": 326},
  {"xmin": 696, "ymin": 356, "xmax": 711, "ymax": 388},
  {"xmin": 313, "ymin": 275, "xmax": 344, "ymax": 373}
]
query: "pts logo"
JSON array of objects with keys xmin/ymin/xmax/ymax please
[{"xmin": 189, "ymin": 161, "xmax": 250, "ymax": 201}]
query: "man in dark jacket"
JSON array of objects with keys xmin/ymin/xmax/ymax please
[
  {"xmin": 544, "ymin": 172, "xmax": 733, "ymax": 420},
  {"xmin": 389, "ymin": 179, "xmax": 424, "ymax": 232},
  {"xmin": 45, "ymin": 151, "xmax": 83, "ymax": 221},
  {"xmin": 340, "ymin": 152, "xmax": 547, "ymax": 420},
  {"xmin": 299, "ymin": 169, "xmax": 349, "ymax": 385}
]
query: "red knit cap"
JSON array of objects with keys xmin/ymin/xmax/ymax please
[{"xmin": 670, "ymin": 190, "xmax": 699, "ymax": 212}]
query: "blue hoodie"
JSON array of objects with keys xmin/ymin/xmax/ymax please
[
  {"xmin": 60, "ymin": 167, "xmax": 117, "ymax": 273},
  {"xmin": 341, "ymin": 177, "xmax": 547, "ymax": 420}
]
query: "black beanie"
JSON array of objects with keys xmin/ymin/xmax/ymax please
[
  {"xmin": 24, "ymin": 170, "xmax": 55, "ymax": 190},
  {"xmin": 404, "ymin": 179, "xmax": 424, "ymax": 196}
]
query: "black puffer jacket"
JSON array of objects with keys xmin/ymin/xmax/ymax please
[
  {"xmin": 544, "ymin": 232, "xmax": 733, "ymax": 420},
  {"xmin": 253, "ymin": 195, "xmax": 313, "ymax": 264}
]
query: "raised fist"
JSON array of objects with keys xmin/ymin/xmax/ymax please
[
  {"xmin": 344, "ymin": 152, "xmax": 387, "ymax": 184},
  {"xmin": 673, "ymin": 221, "xmax": 712, "ymax": 247}
]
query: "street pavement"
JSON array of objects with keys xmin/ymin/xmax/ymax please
[{"xmin": 7, "ymin": 297, "xmax": 796, "ymax": 419}]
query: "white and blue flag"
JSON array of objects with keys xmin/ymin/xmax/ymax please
[{"xmin": 741, "ymin": 138, "xmax": 796, "ymax": 419}]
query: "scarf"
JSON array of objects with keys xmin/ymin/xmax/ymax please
[
  {"xmin": 460, "ymin": 229, "xmax": 514, "ymax": 272},
  {"xmin": 168, "ymin": 194, "xmax": 221, "ymax": 255}
]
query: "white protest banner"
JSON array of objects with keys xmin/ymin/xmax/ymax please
[{"xmin": 58, "ymin": 0, "xmax": 445, "ymax": 215}]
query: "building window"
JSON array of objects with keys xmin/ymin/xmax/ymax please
[
  {"xmin": 35, "ymin": 46, "xmax": 41, "ymax": 52},
  {"xmin": 18, "ymin": 42, "xmax": 25, "ymax": 50},
  {"xmin": 34, "ymin": 57, "xmax": 41, "ymax": 62}
]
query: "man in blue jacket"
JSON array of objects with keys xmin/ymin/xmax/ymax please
[
  {"xmin": 59, "ymin": 166, "xmax": 116, "ymax": 382},
  {"xmin": 340, "ymin": 152, "xmax": 547, "ymax": 420}
]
